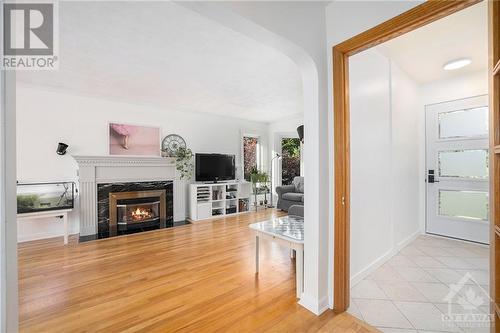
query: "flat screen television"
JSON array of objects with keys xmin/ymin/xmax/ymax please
[{"xmin": 195, "ymin": 153, "xmax": 235, "ymax": 183}]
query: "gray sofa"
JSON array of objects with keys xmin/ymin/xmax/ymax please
[{"xmin": 276, "ymin": 176, "xmax": 304, "ymax": 211}]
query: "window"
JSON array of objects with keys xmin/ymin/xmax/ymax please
[
  {"xmin": 438, "ymin": 190, "xmax": 489, "ymax": 221},
  {"xmin": 281, "ymin": 138, "xmax": 301, "ymax": 185},
  {"xmin": 243, "ymin": 136, "xmax": 260, "ymax": 181},
  {"xmin": 438, "ymin": 149, "xmax": 489, "ymax": 179},
  {"xmin": 438, "ymin": 107, "xmax": 488, "ymax": 139}
]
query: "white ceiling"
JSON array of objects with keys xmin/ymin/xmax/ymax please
[
  {"xmin": 376, "ymin": 1, "xmax": 488, "ymax": 84},
  {"xmin": 17, "ymin": 2, "xmax": 303, "ymax": 123}
]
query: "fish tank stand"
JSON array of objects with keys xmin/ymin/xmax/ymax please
[
  {"xmin": 17, "ymin": 209, "xmax": 72, "ymax": 244},
  {"xmin": 17, "ymin": 182, "xmax": 75, "ymax": 244}
]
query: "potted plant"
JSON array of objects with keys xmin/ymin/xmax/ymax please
[
  {"xmin": 249, "ymin": 167, "xmax": 269, "ymax": 208},
  {"xmin": 174, "ymin": 147, "xmax": 194, "ymax": 180},
  {"xmin": 249, "ymin": 167, "xmax": 268, "ymax": 184}
]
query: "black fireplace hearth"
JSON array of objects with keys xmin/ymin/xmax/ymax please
[{"xmin": 95, "ymin": 181, "xmax": 173, "ymax": 240}]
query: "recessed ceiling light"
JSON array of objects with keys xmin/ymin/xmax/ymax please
[{"xmin": 443, "ymin": 58, "xmax": 472, "ymax": 71}]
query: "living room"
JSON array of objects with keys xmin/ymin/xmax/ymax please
[
  {"xmin": 15, "ymin": 1, "xmax": 305, "ymax": 242},
  {"xmin": 13, "ymin": 2, "xmax": 312, "ymax": 331},
  {"xmin": 6, "ymin": 1, "xmax": 500, "ymax": 332}
]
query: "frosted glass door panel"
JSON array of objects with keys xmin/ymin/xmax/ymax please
[
  {"xmin": 439, "ymin": 107, "xmax": 488, "ymax": 139},
  {"xmin": 438, "ymin": 190, "xmax": 489, "ymax": 221},
  {"xmin": 438, "ymin": 149, "xmax": 488, "ymax": 179}
]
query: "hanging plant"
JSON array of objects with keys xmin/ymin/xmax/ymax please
[{"xmin": 175, "ymin": 147, "xmax": 194, "ymax": 180}]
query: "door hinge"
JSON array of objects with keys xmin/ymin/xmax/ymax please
[{"xmin": 341, "ymin": 196, "xmax": 345, "ymax": 206}]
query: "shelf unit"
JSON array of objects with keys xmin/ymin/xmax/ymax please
[
  {"xmin": 491, "ymin": 1, "xmax": 500, "ymax": 330},
  {"xmin": 189, "ymin": 182, "xmax": 252, "ymax": 221}
]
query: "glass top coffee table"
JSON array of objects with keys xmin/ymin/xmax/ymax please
[{"xmin": 249, "ymin": 215, "xmax": 304, "ymax": 298}]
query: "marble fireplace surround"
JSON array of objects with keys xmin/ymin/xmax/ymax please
[{"xmin": 73, "ymin": 155, "xmax": 185, "ymax": 237}]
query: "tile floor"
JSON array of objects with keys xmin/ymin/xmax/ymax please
[{"xmin": 348, "ymin": 234, "xmax": 491, "ymax": 333}]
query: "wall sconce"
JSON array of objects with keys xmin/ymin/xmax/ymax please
[{"xmin": 57, "ymin": 142, "xmax": 68, "ymax": 155}]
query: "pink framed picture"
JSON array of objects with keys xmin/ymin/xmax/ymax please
[{"xmin": 108, "ymin": 123, "xmax": 160, "ymax": 156}]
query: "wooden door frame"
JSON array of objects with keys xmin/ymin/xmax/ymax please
[{"xmin": 332, "ymin": 0, "xmax": 483, "ymax": 312}]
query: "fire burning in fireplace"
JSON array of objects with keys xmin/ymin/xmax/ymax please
[
  {"xmin": 130, "ymin": 206, "xmax": 153, "ymax": 222},
  {"xmin": 116, "ymin": 200, "xmax": 160, "ymax": 225}
]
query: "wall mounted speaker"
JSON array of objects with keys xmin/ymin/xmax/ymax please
[{"xmin": 297, "ymin": 125, "xmax": 304, "ymax": 143}]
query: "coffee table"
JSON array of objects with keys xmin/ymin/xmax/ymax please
[{"xmin": 249, "ymin": 215, "xmax": 304, "ymax": 298}]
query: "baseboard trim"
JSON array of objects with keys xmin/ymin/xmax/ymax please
[
  {"xmin": 79, "ymin": 234, "xmax": 98, "ymax": 243},
  {"xmin": 424, "ymin": 232, "xmax": 489, "ymax": 247},
  {"xmin": 350, "ymin": 248, "xmax": 394, "ymax": 287},
  {"xmin": 350, "ymin": 229, "xmax": 422, "ymax": 287},
  {"xmin": 396, "ymin": 229, "xmax": 422, "ymax": 251},
  {"xmin": 298, "ymin": 294, "xmax": 329, "ymax": 315},
  {"xmin": 79, "ymin": 225, "xmax": 97, "ymax": 237},
  {"xmin": 318, "ymin": 295, "xmax": 330, "ymax": 314}
]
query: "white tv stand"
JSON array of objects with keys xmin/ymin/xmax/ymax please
[{"xmin": 189, "ymin": 181, "xmax": 252, "ymax": 222}]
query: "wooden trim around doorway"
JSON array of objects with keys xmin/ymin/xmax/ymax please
[
  {"xmin": 489, "ymin": 0, "xmax": 500, "ymax": 330},
  {"xmin": 332, "ymin": 0, "xmax": 482, "ymax": 313}
]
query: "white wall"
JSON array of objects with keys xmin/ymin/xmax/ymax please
[
  {"xmin": 391, "ymin": 62, "xmax": 422, "ymax": 250},
  {"xmin": 16, "ymin": 84, "xmax": 269, "ymax": 241},
  {"xmin": 349, "ymin": 49, "xmax": 422, "ymax": 284},
  {"xmin": 268, "ymin": 114, "xmax": 303, "ymax": 150},
  {"xmin": 421, "ymin": 70, "xmax": 488, "ymax": 105},
  {"xmin": 349, "ymin": 50, "xmax": 393, "ymax": 280}
]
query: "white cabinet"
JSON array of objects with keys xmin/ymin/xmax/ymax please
[
  {"xmin": 189, "ymin": 182, "xmax": 252, "ymax": 221},
  {"xmin": 197, "ymin": 203, "xmax": 212, "ymax": 220}
]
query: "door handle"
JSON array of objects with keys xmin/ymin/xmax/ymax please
[
  {"xmin": 427, "ymin": 169, "xmax": 439, "ymax": 183},
  {"xmin": 427, "ymin": 174, "xmax": 439, "ymax": 183}
]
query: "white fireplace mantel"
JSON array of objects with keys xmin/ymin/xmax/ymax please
[
  {"xmin": 73, "ymin": 155, "xmax": 185, "ymax": 237},
  {"xmin": 73, "ymin": 155, "xmax": 176, "ymax": 165}
]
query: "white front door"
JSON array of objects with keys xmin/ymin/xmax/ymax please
[{"xmin": 425, "ymin": 95, "xmax": 489, "ymax": 244}]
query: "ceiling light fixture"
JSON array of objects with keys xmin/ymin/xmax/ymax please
[{"xmin": 443, "ymin": 58, "xmax": 472, "ymax": 71}]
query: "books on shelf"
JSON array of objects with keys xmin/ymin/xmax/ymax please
[{"xmin": 196, "ymin": 187, "xmax": 210, "ymax": 201}]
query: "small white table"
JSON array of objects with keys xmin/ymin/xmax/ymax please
[
  {"xmin": 17, "ymin": 209, "xmax": 72, "ymax": 244},
  {"xmin": 249, "ymin": 215, "xmax": 304, "ymax": 298}
]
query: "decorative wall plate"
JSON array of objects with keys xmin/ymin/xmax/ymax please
[{"xmin": 162, "ymin": 134, "xmax": 186, "ymax": 157}]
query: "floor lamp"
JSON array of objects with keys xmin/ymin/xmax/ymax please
[{"xmin": 268, "ymin": 153, "xmax": 281, "ymax": 208}]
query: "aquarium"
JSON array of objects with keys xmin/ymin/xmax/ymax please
[{"xmin": 17, "ymin": 182, "xmax": 75, "ymax": 214}]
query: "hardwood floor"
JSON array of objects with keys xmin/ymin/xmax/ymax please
[{"xmin": 18, "ymin": 209, "xmax": 377, "ymax": 332}]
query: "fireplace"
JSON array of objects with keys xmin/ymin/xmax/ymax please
[
  {"xmin": 118, "ymin": 200, "xmax": 160, "ymax": 225},
  {"xmin": 109, "ymin": 190, "xmax": 166, "ymax": 236},
  {"xmin": 96, "ymin": 181, "xmax": 173, "ymax": 239}
]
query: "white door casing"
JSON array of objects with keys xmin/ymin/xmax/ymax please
[{"xmin": 425, "ymin": 95, "xmax": 489, "ymax": 244}]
